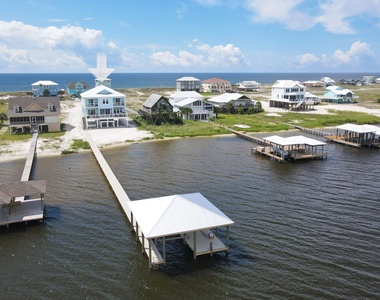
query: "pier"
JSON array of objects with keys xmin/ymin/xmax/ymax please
[
  {"xmin": 83, "ymin": 131, "xmax": 233, "ymax": 269},
  {"xmin": 0, "ymin": 132, "xmax": 46, "ymax": 227}
]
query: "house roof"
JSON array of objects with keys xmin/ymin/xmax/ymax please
[
  {"xmin": 176, "ymin": 77, "xmax": 201, "ymax": 82},
  {"xmin": 0, "ymin": 180, "xmax": 46, "ymax": 204},
  {"xmin": 172, "ymin": 97, "xmax": 204, "ymax": 107},
  {"xmin": 32, "ymin": 80, "xmax": 58, "ymax": 86},
  {"xmin": 325, "ymin": 86, "xmax": 353, "ymax": 96},
  {"xmin": 336, "ymin": 123, "xmax": 380, "ymax": 134},
  {"xmin": 143, "ymin": 94, "xmax": 170, "ymax": 109},
  {"xmin": 169, "ymin": 91, "xmax": 203, "ymax": 102},
  {"xmin": 127, "ymin": 192, "xmax": 234, "ymax": 239},
  {"xmin": 237, "ymin": 81, "xmax": 261, "ymax": 86},
  {"xmin": 321, "ymin": 77, "xmax": 335, "ymax": 83},
  {"xmin": 271, "ymin": 80, "xmax": 305, "ymax": 89},
  {"xmin": 8, "ymin": 96, "xmax": 60, "ymax": 117},
  {"xmin": 208, "ymin": 93, "xmax": 251, "ymax": 105},
  {"xmin": 80, "ymin": 85, "xmax": 125, "ymax": 98},
  {"xmin": 202, "ymin": 78, "xmax": 230, "ymax": 84},
  {"xmin": 67, "ymin": 81, "xmax": 90, "ymax": 89},
  {"xmin": 263, "ymin": 135, "xmax": 326, "ymax": 146}
]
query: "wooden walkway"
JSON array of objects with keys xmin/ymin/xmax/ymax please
[
  {"xmin": 21, "ymin": 132, "xmax": 39, "ymax": 182},
  {"xmin": 83, "ymin": 131, "xmax": 164, "ymax": 267}
]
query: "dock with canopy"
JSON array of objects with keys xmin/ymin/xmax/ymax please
[
  {"xmin": 0, "ymin": 180, "xmax": 46, "ymax": 226},
  {"xmin": 326, "ymin": 123, "xmax": 380, "ymax": 147},
  {"xmin": 252, "ymin": 135, "xmax": 327, "ymax": 161},
  {"xmin": 128, "ymin": 192, "xmax": 234, "ymax": 269}
]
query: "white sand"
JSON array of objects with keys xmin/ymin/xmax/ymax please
[{"xmin": 1, "ymin": 99, "xmax": 380, "ymax": 163}]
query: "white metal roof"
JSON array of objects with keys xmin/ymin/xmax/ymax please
[
  {"xmin": 170, "ymin": 91, "xmax": 203, "ymax": 102},
  {"xmin": 263, "ymin": 135, "xmax": 326, "ymax": 146},
  {"xmin": 336, "ymin": 123, "xmax": 380, "ymax": 134},
  {"xmin": 32, "ymin": 80, "xmax": 58, "ymax": 86},
  {"xmin": 176, "ymin": 77, "xmax": 200, "ymax": 81},
  {"xmin": 173, "ymin": 97, "xmax": 203, "ymax": 107},
  {"xmin": 80, "ymin": 85, "xmax": 125, "ymax": 98},
  {"xmin": 271, "ymin": 80, "xmax": 305, "ymax": 89},
  {"xmin": 208, "ymin": 93, "xmax": 250, "ymax": 105},
  {"xmin": 128, "ymin": 193, "xmax": 234, "ymax": 239}
]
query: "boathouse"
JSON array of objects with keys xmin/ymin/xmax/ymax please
[
  {"xmin": 325, "ymin": 123, "xmax": 380, "ymax": 147},
  {"xmin": 128, "ymin": 193, "xmax": 234, "ymax": 269},
  {"xmin": 253, "ymin": 135, "xmax": 327, "ymax": 161},
  {"xmin": 0, "ymin": 180, "xmax": 46, "ymax": 227}
]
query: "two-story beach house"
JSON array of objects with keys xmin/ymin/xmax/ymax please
[
  {"xmin": 176, "ymin": 77, "xmax": 201, "ymax": 92},
  {"xmin": 270, "ymin": 80, "xmax": 314, "ymax": 110},
  {"xmin": 8, "ymin": 96, "xmax": 60, "ymax": 133},
  {"xmin": 32, "ymin": 80, "xmax": 59, "ymax": 97},
  {"xmin": 322, "ymin": 86, "xmax": 354, "ymax": 103},
  {"xmin": 169, "ymin": 91, "xmax": 215, "ymax": 120},
  {"xmin": 67, "ymin": 81, "xmax": 90, "ymax": 97},
  {"xmin": 320, "ymin": 77, "xmax": 335, "ymax": 86},
  {"xmin": 81, "ymin": 85, "xmax": 127, "ymax": 129},
  {"xmin": 201, "ymin": 78, "xmax": 232, "ymax": 94},
  {"xmin": 207, "ymin": 93, "xmax": 255, "ymax": 113}
]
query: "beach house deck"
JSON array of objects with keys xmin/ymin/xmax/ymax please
[
  {"xmin": 252, "ymin": 135, "xmax": 327, "ymax": 161},
  {"xmin": 325, "ymin": 123, "xmax": 380, "ymax": 147}
]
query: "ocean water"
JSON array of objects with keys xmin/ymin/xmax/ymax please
[
  {"xmin": 0, "ymin": 134, "xmax": 379, "ymax": 299},
  {"xmin": 0, "ymin": 72, "xmax": 379, "ymax": 92}
]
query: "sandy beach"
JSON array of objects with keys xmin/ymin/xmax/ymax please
[{"xmin": 1, "ymin": 98, "xmax": 380, "ymax": 163}]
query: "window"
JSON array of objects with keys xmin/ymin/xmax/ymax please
[
  {"xmin": 13, "ymin": 105, "xmax": 20, "ymax": 112},
  {"xmin": 103, "ymin": 99, "xmax": 109, "ymax": 104}
]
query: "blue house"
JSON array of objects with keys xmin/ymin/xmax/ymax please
[
  {"xmin": 323, "ymin": 86, "xmax": 355, "ymax": 103},
  {"xmin": 67, "ymin": 81, "xmax": 90, "ymax": 97},
  {"xmin": 32, "ymin": 80, "xmax": 59, "ymax": 97}
]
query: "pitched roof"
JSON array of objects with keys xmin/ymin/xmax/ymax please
[
  {"xmin": 67, "ymin": 81, "xmax": 90, "ymax": 89},
  {"xmin": 128, "ymin": 193, "xmax": 234, "ymax": 239},
  {"xmin": 336, "ymin": 124, "xmax": 380, "ymax": 134},
  {"xmin": 8, "ymin": 96, "xmax": 60, "ymax": 117},
  {"xmin": 263, "ymin": 135, "xmax": 326, "ymax": 146},
  {"xmin": 143, "ymin": 94, "xmax": 170, "ymax": 108},
  {"xmin": 32, "ymin": 80, "xmax": 58, "ymax": 86},
  {"xmin": 202, "ymin": 78, "xmax": 230, "ymax": 83},
  {"xmin": 172, "ymin": 97, "xmax": 204, "ymax": 107},
  {"xmin": 272, "ymin": 80, "xmax": 305, "ymax": 89},
  {"xmin": 208, "ymin": 93, "xmax": 251, "ymax": 105},
  {"xmin": 80, "ymin": 85, "xmax": 125, "ymax": 98},
  {"xmin": 176, "ymin": 77, "xmax": 201, "ymax": 82},
  {"xmin": 0, "ymin": 180, "xmax": 46, "ymax": 204},
  {"xmin": 169, "ymin": 91, "xmax": 203, "ymax": 102}
]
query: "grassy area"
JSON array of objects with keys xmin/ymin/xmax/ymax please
[
  {"xmin": 136, "ymin": 118, "xmax": 230, "ymax": 138},
  {"xmin": 213, "ymin": 110, "xmax": 380, "ymax": 133}
]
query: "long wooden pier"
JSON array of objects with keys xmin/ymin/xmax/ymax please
[
  {"xmin": 21, "ymin": 132, "xmax": 39, "ymax": 181},
  {"xmin": 83, "ymin": 131, "xmax": 164, "ymax": 267}
]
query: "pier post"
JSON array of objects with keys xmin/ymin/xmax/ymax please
[
  {"xmin": 193, "ymin": 231, "xmax": 197, "ymax": 260},
  {"xmin": 226, "ymin": 226, "xmax": 230, "ymax": 255}
]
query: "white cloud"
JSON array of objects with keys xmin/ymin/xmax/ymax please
[
  {"xmin": 150, "ymin": 40, "xmax": 245, "ymax": 68},
  {"xmin": 297, "ymin": 53, "xmax": 320, "ymax": 65},
  {"xmin": 316, "ymin": 0, "xmax": 380, "ymax": 34},
  {"xmin": 0, "ymin": 20, "xmax": 111, "ymax": 71},
  {"xmin": 332, "ymin": 41, "xmax": 374, "ymax": 64},
  {"xmin": 296, "ymin": 41, "xmax": 375, "ymax": 69},
  {"xmin": 244, "ymin": 0, "xmax": 315, "ymax": 30}
]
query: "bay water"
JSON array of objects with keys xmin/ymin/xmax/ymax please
[{"xmin": 0, "ymin": 134, "xmax": 379, "ymax": 299}]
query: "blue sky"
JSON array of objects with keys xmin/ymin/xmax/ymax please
[{"xmin": 0, "ymin": 0, "xmax": 379, "ymax": 73}]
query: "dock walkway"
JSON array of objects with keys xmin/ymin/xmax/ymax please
[
  {"xmin": 83, "ymin": 131, "xmax": 164, "ymax": 267},
  {"xmin": 21, "ymin": 132, "xmax": 39, "ymax": 182}
]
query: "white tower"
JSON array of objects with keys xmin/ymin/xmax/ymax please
[{"xmin": 89, "ymin": 53, "xmax": 114, "ymax": 88}]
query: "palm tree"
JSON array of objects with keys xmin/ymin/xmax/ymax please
[
  {"xmin": 213, "ymin": 106, "xmax": 221, "ymax": 118},
  {"xmin": 179, "ymin": 107, "xmax": 193, "ymax": 120}
]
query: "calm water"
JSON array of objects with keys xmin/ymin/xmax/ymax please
[
  {"xmin": 1, "ymin": 72, "xmax": 379, "ymax": 92},
  {"xmin": 0, "ymin": 135, "xmax": 379, "ymax": 299}
]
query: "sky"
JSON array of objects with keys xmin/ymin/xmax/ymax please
[{"xmin": 0, "ymin": 0, "xmax": 379, "ymax": 73}]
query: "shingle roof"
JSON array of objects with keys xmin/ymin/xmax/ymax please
[
  {"xmin": 0, "ymin": 180, "xmax": 46, "ymax": 204},
  {"xmin": 8, "ymin": 96, "xmax": 60, "ymax": 117},
  {"xmin": 202, "ymin": 78, "xmax": 230, "ymax": 83},
  {"xmin": 143, "ymin": 94, "xmax": 166, "ymax": 108}
]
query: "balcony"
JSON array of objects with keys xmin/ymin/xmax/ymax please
[{"xmin": 86, "ymin": 113, "xmax": 127, "ymax": 119}]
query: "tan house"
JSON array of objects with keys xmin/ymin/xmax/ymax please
[
  {"xmin": 8, "ymin": 96, "xmax": 61, "ymax": 133},
  {"xmin": 202, "ymin": 78, "xmax": 232, "ymax": 94}
]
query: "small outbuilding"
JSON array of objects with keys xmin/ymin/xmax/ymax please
[{"xmin": 128, "ymin": 192, "xmax": 234, "ymax": 269}]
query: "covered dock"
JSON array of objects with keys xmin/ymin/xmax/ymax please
[
  {"xmin": 128, "ymin": 193, "xmax": 234, "ymax": 269},
  {"xmin": 252, "ymin": 135, "xmax": 327, "ymax": 161},
  {"xmin": 0, "ymin": 180, "xmax": 46, "ymax": 226},
  {"xmin": 325, "ymin": 123, "xmax": 380, "ymax": 147}
]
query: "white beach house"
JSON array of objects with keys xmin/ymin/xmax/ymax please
[
  {"xmin": 169, "ymin": 91, "xmax": 215, "ymax": 120},
  {"xmin": 236, "ymin": 80, "xmax": 261, "ymax": 91},
  {"xmin": 176, "ymin": 77, "xmax": 202, "ymax": 92},
  {"xmin": 207, "ymin": 93, "xmax": 255, "ymax": 112},
  {"xmin": 270, "ymin": 80, "xmax": 314, "ymax": 110},
  {"xmin": 81, "ymin": 85, "xmax": 127, "ymax": 129}
]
